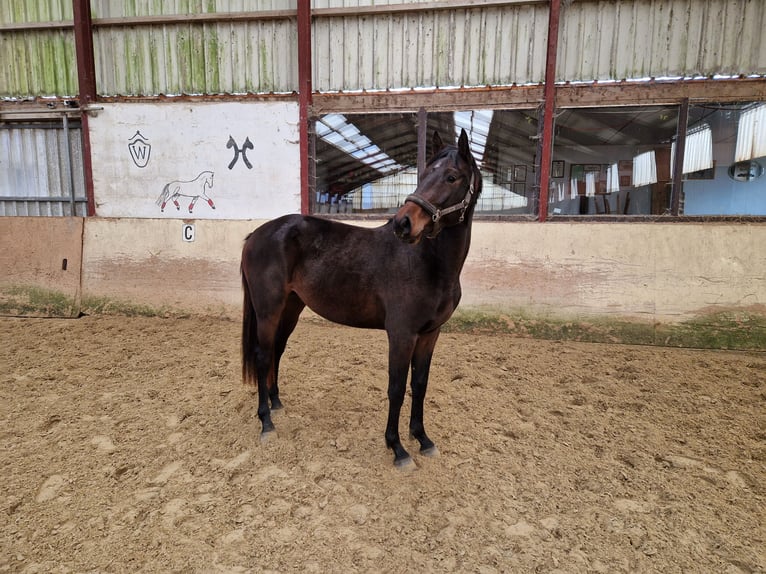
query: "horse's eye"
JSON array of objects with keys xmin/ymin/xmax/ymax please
[{"xmin": 447, "ymin": 175, "xmax": 457, "ymax": 183}]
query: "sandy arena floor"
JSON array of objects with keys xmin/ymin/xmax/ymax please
[{"xmin": 1, "ymin": 315, "xmax": 764, "ymax": 573}]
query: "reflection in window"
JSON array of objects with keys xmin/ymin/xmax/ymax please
[
  {"xmin": 674, "ymin": 124, "xmax": 713, "ymax": 174},
  {"xmin": 683, "ymin": 102, "xmax": 766, "ymax": 216},
  {"xmin": 312, "ymin": 109, "xmax": 539, "ymax": 215},
  {"xmin": 735, "ymin": 103, "xmax": 766, "ymax": 162},
  {"xmin": 550, "ymin": 106, "xmax": 678, "ymax": 216}
]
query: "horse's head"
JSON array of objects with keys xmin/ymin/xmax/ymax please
[{"xmin": 393, "ymin": 129, "xmax": 480, "ymax": 244}]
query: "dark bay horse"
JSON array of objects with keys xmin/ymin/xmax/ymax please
[{"xmin": 241, "ymin": 129, "xmax": 481, "ymax": 467}]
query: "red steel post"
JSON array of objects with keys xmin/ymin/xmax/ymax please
[
  {"xmin": 72, "ymin": 0, "xmax": 97, "ymax": 216},
  {"xmin": 297, "ymin": 0, "xmax": 313, "ymax": 214},
  {"xmin": 538, "ymin": 0, "xmax": 561, "ymax": 222}
]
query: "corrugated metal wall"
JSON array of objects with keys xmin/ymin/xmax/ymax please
[
  {"xmin": 0, "ymin": 121, "xmax": 87, "ymax": 216},
  {"xmin": 91, "ymin": 0, "xmax": 298, "ymax": 96},
  {"xmin": 0, "ymin": 0, "xmax": 72, "ymax": 23},
  {"xmin": 93, "ymin": 19, "xmax": 296, "ymax": 96},
  {"xmin": 558, "ymin": 0, "xmax": 766, "ymax": 82},
  {"xmin": 92, "ymin": 0, "xmax": 294, "ymax": 17},
  {"xmin": 1, "ymin": 0, "xmax": 764, "ymax": 98},
  {"xmin": 313, "ymin": 4, "xmax": 549, "ymax": 91}
]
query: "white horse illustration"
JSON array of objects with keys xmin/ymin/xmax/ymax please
[{"xmin": 156, "ymin": 171, "xmax": 216, "ymax": 213}]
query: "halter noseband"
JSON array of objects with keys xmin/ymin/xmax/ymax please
[{"xmin": 404, "ymin": 172, "xmax": 476, "ymax": 224}]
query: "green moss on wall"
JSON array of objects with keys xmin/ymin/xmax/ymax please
[
  {"xmin": 3, "ymin": 285, "xmax": 764, "ymax": 350},
  {"xmin": 444, "ymin": 308, "xmax": 766, "ymax": 351}
]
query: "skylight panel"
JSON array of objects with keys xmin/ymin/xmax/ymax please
[{"xmin": 316, "ymin": 114, "xmax": 402, "ymax": 174}]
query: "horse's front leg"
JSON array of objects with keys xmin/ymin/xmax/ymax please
[
  {"xmin": 385, "ymin": 334, "xmax": 416, "ymax": 467},
  {"xmin": 410, "ymin": 329, "xmax": 440, "ymax": 456}
]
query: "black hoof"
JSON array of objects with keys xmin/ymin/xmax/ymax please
[
  {"xmin": 420, "ymin": 444, "xmax": 439, "ymax": 457},
  {"xmin": 270, "ymin": 397, "xmax": 284, "ymax": 410}
]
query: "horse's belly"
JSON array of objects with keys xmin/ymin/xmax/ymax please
[{"xmin": 298, "ymin": 289, "xmax": 385, "ymax": 330}]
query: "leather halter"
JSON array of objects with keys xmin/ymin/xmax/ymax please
[{"xmin": 404, "ymin": 172, "xmax": 476, "ymax": 224}]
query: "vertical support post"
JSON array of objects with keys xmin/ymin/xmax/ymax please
[
  {"xmin": 670, "ymin": 98, "xmax": 689, "ymax": 216},
  {"xmin": 72, "ymin": 0, "xmax": 97, "ymax": 216},
  {"xmin": 417, "ymin": 107, "xmax": 427, "ymax": 181},
  {"xmin": 537, "ymin": 0, "xmax": 562, "ymax": 222},
  {"xmin": 62, "ymin": 114, "xmax": 76, "ymax": 214},
  {"xmin": 297, "ymin": 0, "xmax": 313, "ymax": 215}
]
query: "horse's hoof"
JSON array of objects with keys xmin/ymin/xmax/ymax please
[
  {"xmin": 394, "ymin": 456, "xmax": 417, "ymax": 471},
  {"xmin": 270, "ymin": 398, "xmax": 284, "ymax": 410},
  {"xmin": 260, "ymin": 429, "xmax": 277, "ymax": 444},
  {"xmin": 420, "ymin": 444, "xmax": 439, "ymax": 457}
]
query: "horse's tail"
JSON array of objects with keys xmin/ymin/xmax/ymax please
[
  {"xmin": 156, "ymin": 183, "xmax": 171, "ymax": 206},
  {"xmin": 241, "ymin": 263, "xmax": 259, "ymax": 387}
]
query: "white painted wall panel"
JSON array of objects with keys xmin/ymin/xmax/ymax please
[{"xmin": 88, "ymin": 102, "xmax": 300, "ymax": 219}]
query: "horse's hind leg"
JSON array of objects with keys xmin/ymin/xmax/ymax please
[
  {"xmin": 254, "ymin": 314, "xmax": 281, "ymax": 438},
  {"xmin": 409, "ymin": 329, "xmax": 441, "ymax": 456},
  {"xmin": 270, "ymin": 292, "xmax": 305, "ymax": 410}
]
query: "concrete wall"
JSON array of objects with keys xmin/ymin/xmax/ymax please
[
  {"xmin": 0, "ymin": 217, "xmax": 83, "ymax": 317},
  {"xmin": 2, "ymin": 216, "xmax": 765, "ymax": 347}
]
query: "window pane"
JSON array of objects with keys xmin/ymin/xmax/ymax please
[
  {"xmin": 682, "ymin": 102, "xmax": 766, "ymax": 216},
  {"xmin": 0, "ymin": 120, "xmax": 87, "ymax": 217},
  {"xmin": 426, "ymin": 109, "xmax": 537, "ymax": 216},
  {"xmin": 313, "ymin": 109, "xmax": 539, "ymax": 216},
  {"xmin": 550, "ymin": 106, "xmax": 678, "ymax": 216},
  {"xmin": 313, "ymin": 112, "xmax": 417, "ymax": 214}
]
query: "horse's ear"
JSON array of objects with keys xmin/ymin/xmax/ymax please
[
  {"xmin": 432, "ymin": 130, "xmax": 444, "ymax": 154},
  {"xmin": 458, "ymin": 128, "xmax": 470, "ymax": 159}
]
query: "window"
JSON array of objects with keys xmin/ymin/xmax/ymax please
[
  {"xmin": 549, "ymin": 106, "xmax": 679, "ymax": 216},
  {"xmin": 682, "ymin": 102, "xmax": 766, "ymax": 216},
  {"xmin": 312, "ymin": 101, "xmax": 766, "ymax": 218},
  {"xmin": 0, "ymin": 115, "xmax": 88, "ymax": 217},
  {"xmin": 312, "ymin": 109, "xmax": 539, "ymax": 216}
]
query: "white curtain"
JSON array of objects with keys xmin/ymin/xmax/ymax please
[
  {"xmin": 570, "ymin": 178, "xmax": 578, "ymax": 199},
  {"xmin": 672, "ymin": 124, "xmax": 713, "ymax": 174},
  {"xmin": 633, "ymin": 151, "xmax": 657, "ymax": 187},
  {"xmin": 585, "ymin": 171, "xmax": 597, "ymax": 197},
  {"xmin": 735, "ymin": 103, "xmax": 766, "ymax": 162},
  {"xmin": 606, "ymin": 163, "xmax": 620, "ymax": 193}
]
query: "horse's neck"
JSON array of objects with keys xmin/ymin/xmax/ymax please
[{"xmin": 431, "ymin": 218, "xmax": 473, "ymax": 279}]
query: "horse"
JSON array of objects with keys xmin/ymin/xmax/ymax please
[
  {"xmin": 240, "ymin": 129, "xmax": 481, "ymax": 467},
  {"xmin": 156, "ymin": 170, "xmax": 216, "ymax": 213}
]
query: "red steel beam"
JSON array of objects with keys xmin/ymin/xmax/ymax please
[
  {"xmin": 297, "ymin": 0, "xmax": 313, "ymax": 215},
  {"xmin": 537, "ymin": 0, "xmax": 561, "ymax": 222},
  {"xmin": 72, "ymin": 0, "xmax": 97, "ymax": 216}
]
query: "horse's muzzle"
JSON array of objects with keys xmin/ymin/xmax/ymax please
[
  {"xmin": 393, "ymin": 203, "xmax": 432, "ymax": 244},
  {"xmin": 393, "ymin": 214, "xmax": 416, "ymax": 242}
]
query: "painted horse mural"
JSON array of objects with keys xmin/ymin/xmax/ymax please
[{"xmin": 157, "ymin": 171, "xmax": 216, "ymax": 213}]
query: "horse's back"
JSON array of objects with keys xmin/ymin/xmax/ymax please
[{"xmin": 245, "ymin": 214, "xmax": 385, "ymax": 251}]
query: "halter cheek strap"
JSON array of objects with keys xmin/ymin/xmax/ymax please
[{"xmin": 404, "ymin": 172, "xmax": 476, "ymax": 224}]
